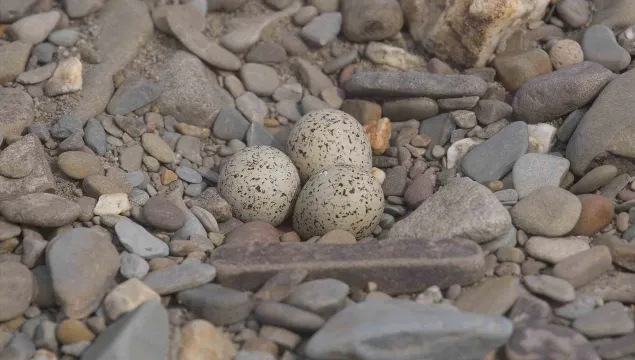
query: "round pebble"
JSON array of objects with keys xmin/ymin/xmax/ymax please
[
  {"xmin": 58, "ymin": 151, "xmax": 103, "ymax": 180},
  {"xmin": 511, "ymin": 186, "xmax": 582, "ymax": 237},
  {"xmin": 549, "ymin": 39, "xmax": 584, "ymax": 70},
  {"xmin": 240, "ymin": 63, "xmax": 280, "ymax": 97},
  {"xmin": 141, "ymin": 195, "xmax": 187, "ymax": 231}
]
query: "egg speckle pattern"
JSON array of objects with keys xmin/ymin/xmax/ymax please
[
  {"xmin": 287, "ymin": 109, "xmax": 372, "ymax": 182},
  {"xmin": 219, "ymin": 145, "xmax": 301, "ymax": 226},
  {"xmin": 293, "ymin": 165, "xmax": 384, "ymax": 239}
]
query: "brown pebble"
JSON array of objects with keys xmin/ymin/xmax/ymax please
[
  {"xmin": 264, "ymin": 119, "xmax": 279, "ymax": 127},
  {"xmin": 617, "ymin": 212, "xmax": 630, "ymax": 233},
  {"xmin": 242, "ymin": 337, "xmax": 279, "ymax": 356},
  {"xmin": 160, "ymin": 170, "xmax": 178, "ymax": 185},
  {"xmin": 1, "ymin": 315, "xmax": 25, "ymax": 330},
  {"xmin": 280, "ymin": 231, "xmax": 301, "ymax": 243},
  {"xmin": 56, "ymin": 319, "xmax": 95, "ymax": 344},
  {"xmin": 149, "ymin": 257, "xmax": 177, "ymax": 271},
  {"xmin": 488, "ymin": 180, "xmax": 504, "ymax": 192},
  {"xmin": 571, "ymin": 194, "xmax": 614, "ymax": 236}
]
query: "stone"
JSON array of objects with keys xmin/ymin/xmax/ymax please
[
  {"xmin": 455, "ymin": 276, "xmax": 520, "ymax": 316},
  {"xmin": 80, "ymin": 300, "xmax": 168, "ymax": 360},
  {"xmin": 382, "ymin": 98, "xmax": 438, "ymax": 122},
  {"xmin": 177, "ymin": 283, "xmax": 254, "ymax": 326},
  {"xmin": 142, "ymin": 195, "xmax": 186, "ymax": 231},
  {"xmin": 557, "ymin": 108, "xmax": 587, "ymax": 143},
  {"xmin": 237, "ymin": 92, "xmax": 268, "ymax": 124},
  {"xmin": 505, "ymin": 324, "xmax": 600, "ymax": 360},
  {"xmin": 404, "ymin": 170, "xmax": 436, "ymax": 209},
  {"xmin": 524, "ymin": 236, "xmax": 590, "ymax": 264},
  {"xmin": 143, "ymin": 262, "xmax": 216, "ymax": 295},
  {"xmin": 341, "ymin": 0, "xmax": 402, "ymax": 42},
  {"xmin": 176, "ymin": 167, "xmax": 203, "ymax": 184},
  {"xmin": 47, "ymin": 228, "xmax": 119, "ymax": 319},
  {"xmin": 388, "ymin": 177, "xmax": 510, "ymax": 244},
  {"xmin": 0, "ymin": 42, "xmax": 31, "ymax": 85},
  {"xmin": 245, "ymin": 41, "xmax": 287, "ymax": 64},
  {"xmin": 210, "ymin": 237, "xmax": 485, "ymax": 295},
  {"xmin": 366, "ymin": 42, "xmax": 427, "ymax": 73},
  {"xmin": 56, "ymin": 319, "xmax": 95, "ymax": 344},
  {"xmin": 596, "ymin": 333, "xmax": 635, "ymax": 359},
  {"xmin": 507, "ymin": 294, "xmax": 552, "ymax": 328},
  {"xmin": 190, "ymin": 206, "xmax": 219, "ymax": 233},
  {"xmin": 16, "ymin": 63, "xmax": 56, "ymax": 85},
  {"xmin": 280, "ymin": 34, "xmax": 309, "ymax": 56},
  {"xmin": 276, "ymin": 101, "xmax": 302, "ymax": 122},
  {"xmin": 51, "ymin": 115, "xmax": 82, "ymax": 140},
  {"xmin": 240, "ymin": 63, "xmax": 280, "ymax": 97},
  {"xmin": 0, "ymin": 333, "xmax": 36, "ymax": 360},
  {"xmin": 474, "ymin": 100, "xmax": 512, "ymax": 126},
  {"xmin": 106, "ymin": 78, "xmax": 162, "ymax": 116},
  {"xmin": 0, "ymin": 138, "xmax": 35, "ymax": 179},
  {"xmin": 156, "ymin": 51, "xmax": 233, "ymax": 128},
  {"xmin": 33, "ymin": 320, "xmax": 58, "ymax": 352},
  {"xmin": 120, "ymin": 252, "xmax": 149, "ymax": 279},
  {"xmin": 179, "ymin": 320, "xmax": 236, "ymax": 360},
  {"xmin": 114, "ymin": 219, "xmax": 169, "ymax": 259},
  {"xmin": 493, "ymin": 48, "xmax": 553, "ymax": 92},
  {"xmin": 340, "ymin": 99, "xmax": 381, "ymax": 125},
  {"xmin": 119, "ymin": 145, "xmax": 144, "ymax": 172},
  {"xmin": 557, "ymin": 0, "xmax": 590, "ymax": 28},
  {"xmin": 0, "ymin": 88, "xmax": 33, "ymax": 136},
  {"xmin": 549, "ymin": 39, "xmax": 584, "ymax": 70},
  {"xmin": 48, "ymin": 28, "xmax": 80, "ymax": 47},
  {"xmin": 254, "ymin": 301, "xmax": 325, "ymax": 332},
  {"xmin": 8, "ymin": 11, "xmax": 60, "ymax": 45},
  {"xmin": 300, "ymin": 12, "xmax": 342, "ymax": 47},
  {"xmin": 554, "ymin": 295, "xmax": 599, "ymax": 320},
  {"xmin": 295, "ymin": 58, "xmax": 333, "ymax": 96},
  {"xmin": 0, "ymin": 0, "xmax": 38, "ymax": 22},
  {"xmin": 570, "ymin": 165, "xmax": 618, "ymax": 194},
  {"xmin": 84, "ymin": 118, "xmax": 107, "ymax": 156},
  {"xmin": 305, "ymin": 300, "xmax": 512, "ymax": 360},
  {"xmin": 511, "ymin": 186, "xmax": 582, "ymax": 237},
  {"xmin": 115, "ymin": 115, "xmax": 146, "ymax": 138},
  {"xmin": 63, "ymin": 0, "xmax": 103, "ymax": 18},
  {"xmin": 553, "ymin": 246, "xmax": 612, "ymax": 287},
  {"xmin": 345, "ymin": 71, "xmax": 487, "ymax": 99},
  {"xmin": 58, "ymin": 151, "xmax": 102, "ymax": 180},
  {"xmin": 403, "ymin": 0, "xmax": 549, "ymax": 68},
  {"xmin": 381, "ymin": 165, "xmax": 407, "ymax": 196},
  {"xmin": 83, "ymin": 175, "xmax": 132, "ymax": 199},
  {"xmin": 44, "ymin": 57, "xmax": 83, "ymax": 96},
  {"xmin": 524, "ymin": 274, "xmax": 576, "ymax": 302},
  {"xmin": 571, "ymin": 194, "xmax": 614, "ymax": 236},
  {"xmin": 58, "ymin": 132, "xmax": 86, "ymax": 152},
  {"xmin": 176, "ymin": 135, "xmax": 202, "ymax": 165},
  {"xmin": 512, "ymin": 153, "xmax": 570, "ymax": 198},
  {"xmin": 573, "ymin": 302, "xmax": 634, "ymax": 338},
  {"xmin": 317, "ymin": 229, "xmax": 357, "ymax": 245},
  {"xmin": 0, "ymin": 262, "xmax": 33, "ymax": 322},
  {"xmin": 246, "ymin": 123, "xmax": 284, "ymax": 150},
  {"xmin": 284, "ymin": 279, "xmax": 349, "ymax": 318},
  {"xmin": 224, "ymin": 221, "xmax": 279, "ymax": 246},
  {"xmin": 462, "ymin": 121, "xmax": 529, "ymax": 183},
  {"xmin": 103, "ymin": 278, "xmax": 160, "ymax": 321},
  {"xmin": 1, "ymin": 193, "xmax": 80, "ymax": 227},
  {"xmin": 140, "ymin": 133, "xmax": 174, "ymax": 164},
  {"xmin": 582, "ymin": 25, "xmax": 631, "ymax": 72},
  {"xmin": 419, "ymin": 113, "xmax": 455, "ymax": 149}
]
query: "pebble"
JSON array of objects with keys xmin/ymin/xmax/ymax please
[
  {"xmin": 553, "ymin": 246, "xmax": 612, "ymax": 287},
  {"xmin": 51, "ymin": 115, "xmax": 82, "ymax": 140},
  {"xmin": 556, "ymin": 0, "xmax": 590, "ymax": 28},
  {"xmin": 573, "ymin": 302, "xmax": 634, "ymax": 338},
  {"xmin": 107, "ymin": 78, "xmax": 163, "ymax": 116},
  {"xmin": 505, "ymin": 324, "xmax": 599, "ymax": 360},
  {"xmin": 34, "ymin": 320, "xmax": 57, "ymax": 352},
  {"xmin": 237, "ymin": 91, "xmax": 268, "ymax": 124},
  {"xmin": 114, "ymin": 219, "xmax": 169, "ymax": 259},
  {"xmin": 115, "ymin": 115, "xmax": 146, "ymax": 138},
  {"xmin": 143, "ymin": 262, "xmax": 216, "ymax": 295},
  {"xmin": 571, "ymin": 194, "xmax": 614, "ymax": 236},
  {"xmin": 0, "ymin": 262, "xmax": 33, "ymax": 321},
  {"xmin": 16, "ymin": 62, "xmax": 56, "ymax": 85},
  {"xmin": 119, "ymin": 252, "xmax": 150, "ymax": 279},
  {"xmin": 56, "ymin": 319, "xmax": 95, "ymax": 345},
  {"xmin": 284, "ymin": 279, "xmax": 349, "ymax": 318},
  {"xmin": 0, "ymin": 138, "xmax": 35, "ymax": 179},
  {"xmin": 555, "ymin": 295, "xmax": 599, "ymax": 320},
  {"xmin": 179, "ymin": 320, "xmax": 237, "ymax": 360},
  {"xmin": 582, "ymin": 25, "xmax": 631, "ymax": 72},
  {"xmin": 176, "ymin": 135, "xmax": 202, "ymax": 165},
  {"xmin": 493, "ymin": 48, "xmax": 553, "ymax": 92},
  {"xmin": 44, "ymin": 57, "xmax": 83, "ymax": 97},
  {"xmin": 281, "ymin": 34, "xmax": 309, "ymax": 56},
  {"xmin": 341, "ymin": 0, "xmax": 403, "ymax": 42},
  {"xmin": 175, "ymin": 166, "xmax": 203, "ymax": 184},
  {"xmin": 293, "ymin": 6, "xmax": 318, "ymax": 25},
  {"xmin": 512, "ymin": 153, "xmax": 570, "ymax": 198},
  {"xmin": 103, "ymin": 278, "xmax": 160, "ymax": 321},
  {"xmin": 119, "ymin": 144, "xmax": 144, "ymax": 172},
  {"xmin": 383, "ymin": 98, "xmax": 439, "ymax": 122},
  {"xmin": 569, "ymin": 165, "xmax": 618, "ymax": 194},
  {"xmin": 240, "ymin": 63, "xmax": 280, "ymax": 97},
  {"xmin": 296, "ymin": 58, "xmax": 333, "ymax": 96},
  {"xmin": 83, "ymin": 174, "xmax": 132, "ymax": 199},
  {"xmin": 93, "ymin": 193, "xmax": 131, "ymax": 216},
  {"xmin": 254, "ymin": 301, "xmax": 326, "ymax": 333},
  {"xmin": 84, "ymin": 118, "xmax": 107, "ymax": 156},
  {"xmin": 300, "ymin": 12, "xmax": 342, "ymax": 47},
  {"xmin": 1, "ymin": 193, "xmax": 80, "ymax": 227},
  {"xmin": 474, "ymin": 99, "xmax": 512, "ymax": 126},
  {"xmin": 58, "ymin": 151, "xmax": 102, "ymax": 180},
  {"xmin": 177, "ymin": 283, "xmax": 254, "ymax": 326},
  {"xmin": 511, "ymin": 186, "xmax": 582, "ymax": 237},
  {"xmin": 524, "ymin": 275, "xmax": 576, "ymax": 303},
  {"xmin": 404, "ymin": 169, "xmax": 436, "ymax": 208},
  {"xmin": 365, "ymin": 42, "xmax": 426, "ymax": 70},
  {"xmin": 524, "ymin": 236, "xmax": 590, "ymax": 264},
  {"xmin": 273, "ymin": 83, "xmax": 303, "ymax": 102},
  {"xmin": 48, "ymin": 28, "xmax": 79, "ymax": 47},
  {"xmin": 455, "ymin": 276, "xmax": 520, "ymax": 316},
  {"xmin": 549, "ymin": 39, "xmax": 584, "ymax": 69},
  {"xmin": 8, "ymin": 11, "xmax": 60, "ymax": 44},
  {"xmin": 245, "ymin": 40, "xmax": 287, "ymax": 64}
]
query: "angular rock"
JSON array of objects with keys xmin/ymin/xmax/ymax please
[
  {"xmin": 512, "ymin": 153, "xmax": 570, "ymax": 198},
  {"xmin": 455, "ymin": 276, "xmax": 520, "ymax": 316},
  {"xmin": 388, "ymin": 177, "xmax": 510, "ymax": 244},
  {"xmin": 505, "ymin": 324, "xmax": 600, "ymax": 360},
  {"xmin": 284, "ymin": 279, "xmax": 349, "ymax": 318},
  {"xmin": 114, "ymin": 219, "xmax": 169, "ymax": 259},
  {"xmin": 177, "ymin": 283, "xmax": 254, "ymax": 326},
  {"xmin": 511, "ymin": 186, "xmax": 582, "ymax": 237},
  {"xmin": 1, "ymin": 193, "xmax": 80, "ymax": 227},
  {"xmin": 0, "ymin": 88, "xmax": 33, "ymax": 136},
  {"xmin": 103, "ymin": 278, "xmax": 160, "ymax": 321},
  {"xmin": 213, "ymin": 107, "xmax": 250, "ymax": 140},
  {"xmin": 553, "ymin": 246, "xmax": 612, "ymax": 287},
  {"xmin": 44, "ymin": 57, "xmax": 83, "ymax": 97},
  {"xmin": 106, "ymin": 78, "xmax": 162, "ymax": 116},
  {"xmin": 143, "ymin": 262, "xmax": 216, "ymax": 295}
]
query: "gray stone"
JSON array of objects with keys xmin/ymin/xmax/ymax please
[
  {"xmin": 554, "ymin": 295, "xmax": 599, "ymax": 320},
  {"xmin": 281, "ymin": 34, "xmax": 309, "ymax": 56},
  {"xmin": 300, "ymin": 12, "xmax": 342, "ymax": 47},
  {"xmin": 523, "ymin": 275, "xmax": 576, "ymax": 303},
  {"xmin": 47, "ymin": 228, "xmax": 119, "ymax": 319},
  {"xmin": 305, "ymin": 300, "xmax": 512, "ymax": 360},
  {"xmin": 570, "ymin": 165, "xmax": 618, "ymax": 194},
  {"xmin": 8, "ymin": 12, "xmax": 60, "ymax": 45},
  {"xmin": 32, "ymin": 265, "xmax": 55, "ymax": 309},
  {"xmin": 80, "ymin": 300, "xmax": 168, "ymax": 360},
  {"xmin": 143, "ymin": 262, "xmax": 216, "ymax": 295},
  {"xmin": 512, "ymin": 62, "xmax": 614, "ymax": 124},
  {"xmin": 323, "ymin": 49, "xmax": 357, "ymax": 74},
  {"xmin": 600, "ymin": 172, "xmax": 630, "ymax": 200},
  {"xmin": 188, "ymin": 187, "xmax": 232, "ymax": 222},
  {"xmin": 276, "ymin": 100, "xmax": 302, "ymax": 122},
  {"xmin": 64, "ymin": 0, "xmax": 104, "ymax": 18},
  {"xmin": 525, "ymin": 236, "xmax": 590, "ymax": 264},
  {"xmin": 142, "ymin": 195, "xmax": 186, "ymax": 231},
  {"xmin": 21, "ymin": 228, "xmax": 48, "ymax": 268},
  {"xmin": 507, "ymin": 294, "xmax": 552, "ymax": 328},
  {"xmin": 505, "ymin": 324, "xmax": 600, "ymax": 360},
  {"xmin": 16, "ymin": 62, "xmax": 56, "ymax": 85},
  {"xmin": 345, "ymin": 71, "xmax": 488, "ymax": 99},
  {"xmin": 33, "ymin": 319, "xmax": 58, "ymax": 352},
  {"xmin": 51, "ymin": 115, "xmax": 83, "ymax": 140},
  {"xmin": 438, "ymin": 96, "xmax": 480, "ymax": 111},
  {"xmin": 115, "ymin": 219, "xmax": 169, "ymax": 259},
  {"xmin": 83, "ymin": 174, "xmax": 132, "ymax": 199},
  {"xmin": 419, "ymin": 113, "xmax": 456, "ymax": 148},
  {"xmin": 382, "ymin": 98, "xmax": 439, "ymax": 122},
  {"xmin": 0, "ymin": 262, "xmax": 33, "ymax": 322},
  {"xmin": 106, "ymin": 78, "xmax": 162, "ymax": 116},
  {"xmin": 0, "ymin": 0, "xmax": 38, "ymax": 22},
  {"xmin": 582, "ymin": 25, "xmax": 631, "ymax": 72},
  {"xmin": 388, "ymin": 177, "xmax": 510, "ymax": 244},
  {"xmin": 301, "ymin": 95, "xmax": 330, "ymax": 114},
  {"xmin": 246, "ymin": 123, "xmax": 284, "ymax": 151},
  {"xmin": 511, "ymin": 186, "xmax": 582, "ymax": 236},
  {"xmin": 119, "ymin": 252, "xmax": 149, "ymax": 279},
  {"xmin": 0, "ymin": 333, "xmax": 35, "ymax": 360},
  {"xmin": 245, "ymin": 41, "xmax": 287, "ymax": 64},
  {"xmin": 573, "ymin": 302, "xmax": 634, "ymax": 338},
  {"xmin": 58, "ymin": 131, "xmax": 85, "ymax": 152},
  {"xmin": 32, "ymin": 43, "xmax": 55, "ymax": 64},
  {"xmin": 254, "ymin": 301, "xmax": 325, "ymax": 333},
  {"xmin": 1, "ymin": 193, "xmax": 80, "ymax": 227},
  {"xmin": 403, "ymin": 169, "xmax": 436, "ymax": 209},
  {"xmin": 341, "ymin": 0, "xmax": 403, "ymax": 42},
  {"xmin": 114, "ymin": 115, "xmax": 146, "ymax": 138},
  {"xmin": 557, "ymin": 107, "xmax": 587, "ymax": 142},
  {"xmin": 177, "ymin": 283, "xmax": 254, "ymax": 326},
  {"xmin": 141, "ymin": 133, "xmax": 174, "ymax": 164},
  {"xmin": 0, "ymin": 135, "xmax": 54, "ymax": 201},
  {"xmin": 119, "ymin": 144, "xmax": 144, "ymax": 172},
  {"xmin": 213, "ymin": 108, "xmax": 250, "ymax": 141},
  {"xmin": 175, "ymin": 166, "xmax": 203, "ymax": 184},
  {"xmin": 129, "ymin": 188, "xmax": 149, "ymax": 206},
  {"xmin": 462, "ymin": 121, "xmax": 529, "ymax": 183},
  {"xmin": 240, "ymin": 63, "xmax": 280, "ymax": 97},
  {"xmin": 0, "ymin": 138, "xmax": 35, "ymax": 179},
  {"xmin": 0, "ymin": 42, "xmax": 31, "ymax": 85},
  {"xmin": 474, "ymin": 99, "xmax": 512, "ymax": 126},
  {"xmin": 481, "ymin": 224, "xmax": 517, "ymax": 252},
  {"xmin": 512, "ymin": 153, "xmax": 570, "ymax": 198},
  {"xmin": 595, "ymin": 333, "xmax": 635, "ymax": 359},
  {"xmin": 382, "ymin": 165, "xmax": 407, "ymax": 197},
  {"xmin": 284, "ymin": 279, "xmax": 349, "ymax": 318},
  {"xmin": 455, "ymin": 276, "xmax": 520, "ymax": 316},
  {"xmin": 84, "ymin": 118, "xmax": 107, "ymax": 156},
  {"xmin": 237, "ymin": 91, "xmax": 268, "ymax": 124},
  {"xmin": 293, "ymin": 5, "xmax": 318, "ymax": 25},
  {"xmin": 28, "ymin": 123, "xmax": 51, "ymax": 142},
  {"xmin": 167, "ymin": 188, "xmax": 207, "ymax": 240},
  {"xmin": 48, "ymin": 28, "xmax": 80, "ymax": 47},
  {"xmin": 176, "ymin": 135, "xmax": 202, "ymax": 165},
  {"xmin": 557, "ymin": 0, "xmax": 591, "ymax": 28},
  {"xmin": 295, "ymin": 58, "xmax": 333, "ymax": 96},
  {"xmin": 553, "ymin": 246, "xmax": 612, "ymax": 287},
  {"xmin": 156, "ymin": 51, "xmax": 234, "ymax": 128},
  {"xmin": 273, "ymin": 83, "xmax": 303, "ymax": 102}
]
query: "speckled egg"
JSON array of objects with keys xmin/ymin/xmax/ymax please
[
  {"xmin": 293, "ymin": 165, "xmax": 384, "ymax": 239},
  {"xmin": 218, "ymin": 145, "xmax": 301, "ymax": 226},
  {"xmin": 287, "ymin": 109, "xmax": 372, "ymax": 182}
]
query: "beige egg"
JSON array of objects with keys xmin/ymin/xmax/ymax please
[
  {"xmin": 219, "ymin": 145, "xmax": 300, "ymax": 226},
  {"xmin": 293, "ymin": 165, "xmax": 384, "ymax": 239},
  {"xmin": 287, "ymin": 109, "xmax": 372, "ymax": 182}
]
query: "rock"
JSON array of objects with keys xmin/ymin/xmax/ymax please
[
  {"xmin": 56, "ymin": 319, "xmax": 95, "ymax": 345},
  {"xmin": 549, "ymin": 39, "xmax": 584, "ymax": 70},
  {"xmin": 1, "ymin": 193, "xmax": 80, "ymax": 227},
  {"xmin": 382, "ymin": 98, "xmax": 438, "ymax": 122},
  {"xmin": 571, "ymin": 194, "xmax": 613, "ymax": 236},
  {"xmin": 103, "ymin": 278, "xmax": 160, "ymax": 321},
  {"xmin": 300, "ymin": 12, "xmax": 342, "ymax": 47},
  {"xmin": 156, "ymin": 51, "xmax": 233, "ymax": 129},
  {"xmin": 58, "ymin": 131, "xmax": 86, "ymax": 152},
  {"xmin": 58, "ymin": 151, "xmax": 102, "ymax": 180},
  {"xmin": 573, "ymin": 302, "xmax": 634, "ymax": 338},
  {"xmin": 176, "ymin": 167, "xmax": 202, "ymax": 184},
  {"xmin": 63, "ymin": 0, "xmax": 103, "ymax": 18},
  {"xmin": 0, "ymin": 138, "xmax": 35, "ymax": 179},
  {"xmin": 493, "ymin": 48, "xmax": 553, "ymax": 92},
  {"xmin": 0, "ymin": 0, "xmax": 38, "ymax": 22},
  {"xmin": 523, "ymin": 274, "xmax": 576, "ymax": 302},
  {"xmin": 524, "ymin": 236, "xmax": 590, "ymax": 264},
  {"xmin": 570, "ymin": 165, "xmax": 618, "ymax": 194},
  {"xmin": 403, "ymin": 170, "xmax": 436, "ymax": 208},
  {"xmin": 224, "ymin": 221, "xmax": 279, "ymax": 246},
  {"xmin": 143, "ymin": 262, "xmax": 216, "ymax": 295},
  {"xmin": 295, "ymin": 58, "xmax": 333, "ymax": 96},
  {"xmin": 344, "ymin": 71, "xmax": 487, "ymax": 98},
  {"xmin": 254, "ymin": 301, "xmax": 325, "ymax": 332},
  {"xmin": 281, "ymin": 34, "xmax": 309, "ymax": 56},
  {"xmin": 340, "ymin": 100, "xmax": 381, "ymax": 125},
  {"xmin": 8, "ymin": 12, "xmax": 60, "ymax": 45},
  {"xmin": 0, "ymin": 41, "xmax": 32, "ymax": 85},
  {"xmin": 84, "ymin": 118, "xmax": 107, "ymax": 156},
  {"xmin": 381, "ymin": 165, "xmax": 407, "ymax": 196},
  {"xmin": 240, "ymin": 63, "xmax": 280, "ymax": 97},
  {"xmin": 0, "ymin": 333, "xmax": 36, "ymax": 360},
  {"xmin": 211, "ymin": 237, "xmax": 485, "ymax": 295},
  {"xmin": 167, "ymin": 8, "xmax": 241, "ymax": 71},
  {"xmin": 83, "ymin": 175, "xmax": 131, "ymax": 199},
  {"xmin": 511, "ymin": 186, "xmax": 582, "ymax": 236},
  {"xmin": 16, "ymin": 63, "xmax": 56, "ymax": 85},
  {"xmin": 106, "ymin": 78, "xmax": 162, "ymax": 116},
  {"xmin": 48, "ymin": 28, "xmax": 80, "ymax": 47},
  {"xmin": 505, "ymin": 324, "xmax": 599, "ymax": 360},
  {"xmin": 51, "ymin": 115, "xmax": 82, "ymax": 140},
  {"xmin": 554, "ymin": 295, "xmax": 599, "ymax": 320},
  {"xmin": 553, "ymin": 246, "xmax": 612, "ymax": 287},
  {"xmin": 237, "ymin": 92, "xmax": 268, "ymax": 124},
  {"xmin": 245, "ymin": 41, "xmax": 287, "ymax": 64},
  {"xmin": 179, "ymin": 320, "xmax": 236, "ymax": 360},
  {"xmin": 114, "ymin": 219, "xmax": 169, "ymax": 259},
  {"xmin": 115, "ymin": 115, "xmax": 146, "ymax": 138},
  {"xmin": 189, "ymin": 188, "xmax": 232, "ymax": 222},
  {"xmin": 119, "ymin": 252, "xmax": 149, "ymax": 279},
  {"xmin": 566, "ymin": 68, "xmax": 635, "ymax": 175},
  {"xmin": 175, "ymin": 135, "xmax": 202, "ymax": 165},
  {"xmin": 462, "ymin": 122, "xmax": 529, "ymax": 183},
  {"xmin": 0, "ymin": 88, "xmax": 33, "ymax": 136},
  {"xmin": 47, "ymin": 228, "xmax": 119, "ymax": 319},
  {"xmin": 507, "ymin": 294, "xmax": 552, "ymax": 328},
  {"xmin": 142, "ymin": 195, "xmax": 186, "ymax": 231},
  {"xmin": 0, "ymin": 262, "xmax": 33, "ymax": 322},
  {"xmin": 418, "ymin": 113, "xmax": 455, "ymax": 149},
  {"xmin": 403, "ymin": 0, "xmax": 549, "ymax": 68},
  {"xmin": 80, "ymin": 300, "xmax": 168, "ymax": 360},
  {"xmin": 455, "ymin": 276, "xmax": 520, "ymax": 316},
  {"xmin": 0, "ymin": 135, "xmax": 55, "ymax": 201},
  {"xmin": 474, "ymin": 100, "xmax": 512, "ymax": 126},
  {"xmin": 44, "ymin": 57, "xmax": 82, "ymax": 96},
  {"xmin": 512, "ymin": 153, "xmax": 570, "ymax": 198},
  {"xmin": 246, "ymin": 123, "xmax": 284, "ymax": 150},
  {"xmin": 305, "ymin": 300, "xmax": 512, "ymax": 360},
  {"xmin": 141, "ymin": 133, "xmax": 174, "ymax": 164},
  {"xmin": 343, "ymin": 0, "xmax": 403, "ymax": 42},
  {"xmin": 177, "ymin": 283, "xmax": 254, "ymax": 326},
  {"xmin": 388, "ymin": 177, "xmax": 509, "ymax": 243},
  {"xmin": 582, "ymin": 25, "xmax": 631, "ymax": 72},
  {"xmin": 365, "ymin": 42, "xmax": 428, "ymax": 70},
  {"xmin": 284, "ymin": 279, "xmax": 349, "ymax": 318},
  {"xmin": 118, "ymin": 144, "xmax": 144, "ymax": 172},
  {"xmin": 557, "ymin": 0, "xmax": 590, "ymax": 28}
]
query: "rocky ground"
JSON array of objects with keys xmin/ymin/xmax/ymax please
[{"xmin": 2, "ymin": 0, "xmax": 635, "ymax": 359}]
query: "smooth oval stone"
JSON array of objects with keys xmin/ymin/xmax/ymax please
[
  {"xmin": 175, "ymin": 166, "xmax": 203, "ymax": 184},
  {"xmin": 58, "ymin": 151, "xmax": 102, "ymax": 180},
  {"xmin": 284, "ymin": 279, "xmax": 350, "ymax": 318},
  {"xmin": 512, "ymin": 153, "xmax": 570, "ymax": 198},
  {"xmin": 569, "ymin": 165, "xmax": 618, "ymax": 194},
  {"xmin": 524, "ymin": 236, "xmax": 590, "ymax": 264},
  {"xmin": 141, "ymin": 133, "xmax": 175, "ymax": 164},
  {"xmin": 554, "ymin": 295, "xmax": 599, "ymax": 320},
  {"xmin": 582, "ymin": 25, "xmax": 631, "ymax": 72},
  {"xmin": 1, "ymin": 193, "xmax": 81, "ymax": 227},
  {"xmin": 0, "ymin": 262, "xmax": 33, "ymax": 321},
  {"xmin": 177, "ymin": 283, "xmax": 255, "ymax": 326},
  {"xmin": 240, "ymin": 63, "xmax": 280, "ymax": 97},
  {"xmin": 523, "ymin": 275, "xmax": 576, "ymax": 303},
  {"xmin": 114, "ymin": 219, "xmax": 169, "ymax": 259},
  {"xmin": 573, "ymin": 302, "xmax": 634, "ymax": 338},
  {"xmin": 141, "ymin": 195, "xmax": 186, "ymax": 231},
  {"xmin": 510, "ymin": 186, "xmax": 582, "ymax": 237},
  {"xmin": 254, "ymin": 301, "xmax": 325, "ymax": 333},
  {"xmin": 143, "ymin": 262, "xmax": 216, "ymax": 295}
]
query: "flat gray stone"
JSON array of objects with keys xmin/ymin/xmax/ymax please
[
  {"xmin": 0, "ymin": 88, "xmax": 34, "ymax": 136},
  {"xmin": 512, "ymin": 153, "xmax": 570, "ymax": 198},
  {"xmin": 118, "ymin": 144, "xmax": 144, "ymax": 172},
  {"xmin": 175, "ymin": 166, "xmax": 203, "ymax": 184},
  {"xmin": 119, "ymin": 252, "xmax": 149, "ymax": 279},
  {"xmin": 276, "ymin": 100, "xmax": 302, "ymax": 122},
  {"xmin": 0, "ymin": 333, "xmax": 35, "ymax": 360},
  {"xmin": 114, "ymin": 219, "xmax": 169, "ymax": 259},
  {"xmin": 510, "ymin": 186, "xmax": 582, "ymax": 237},
  {"xmin": 254, "ymin": 301, "xmax": 325, "ymax": 333},
  {"xmin": 569, "ymin": 164, "xmax": 618, "ymax": 194},
  {"xmin": 246, "ymin": 123, "xmax": 284, "ymax": 151},
  {"xmin": 0, "ymin": 262, "xmax": 33, "ymax": 322},
  {"xmin": 474, "ymin": 99, "xmax": 512, "ymax": 126},
  {"xmin": 523, "ymin": 275, "xmax": 576, "ymax": 303},
  {"xmin": 80, "ymin": 300, "xmax": 168, "ymax": 360},
  {"xmin": 8, "ymin": 11, "xmax": 60, "ymax": 45},
  {"xmin": 554, "ymin": 295, "xmax": 599, "ymax": 320},
  {"xmin": 573, "ymin": 302, "xmax": 634, "ymax": 338},
  {"xmin": 387, "ymin": 177, "xmax": 511, "ymax": 244},
  {"xmin": 106, "ymin": 78, "xmax": 162, "ymax": 116},
  {"xmin": 1, "ymin": 193, "xmax": 80, "ymax": 227},
  {"xmin": 212, "ymin": 108, "xmax": 250, "ymax": 141},
  {"xmin": 295, "ymin": 58, "xmax": 333, "ymax": 96},
  {"xmin": 48, "ymin": 28, "xmax": 80, "ymax": 47},
  {"xmin": 84, "ymin": 118, "xmax": 107, "ymax": 156},
  {"xmin": 176, "ymin": 135, "xmax": 202, "ymax": 165},
  {"xmin": 382, "ymin": 98, "xmax": 439, "ymax": 122},
  {"xmin": 552, "ymin": 246, "xmax": 612, "ymax": 287},
  {"xmin": 462, "ymin": 121, "xmax": 529, "ymax": 183},
  {"xmin": 524, "ymin": 236, "xmax": 590, "ymax": 264},
  {"xmin": 177, "ymin": 283, "xmax": 254, "ymax": 326},
  {"xmin": 16, "ymin": 62, "xmax": 56, "ymax": 85},
  {"xmin": 284, "ymin": 279, "xmax": 349, "ymax": 318},
  {"xmin": 237, "ymin": 91, "xmax": 268, "ymax": 124},
  {"xmin": 300, "ymin": 12, "xmax": 342, "ymax": 47},
  {"xmin": 505, "ymin": 324, "xmax": 600, "ymax": 360},
  {"xmin": 582, "ymin": 25, "xmax": 631, "ymax": 72},
  {"xmin": 240, "ymin": 63, "xmax": 280, "ymax": 97},
  {"xmin": 557, "ymin": 107, "xmax": 587, "ymax": 142},
  {"xmin": 382, "ymin": 165, "xmax": 407, "ymax": 197},
  {"xmin": 143, "ymin": 262, "xmax": 216, "ymax": 295},
  {"xmin": 305, "ymin": 300, "xmax": 513, "ymax": 360},
  {"xmin": 455, "ymin": 276, "xmax": 520, "ymax": 316}
]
